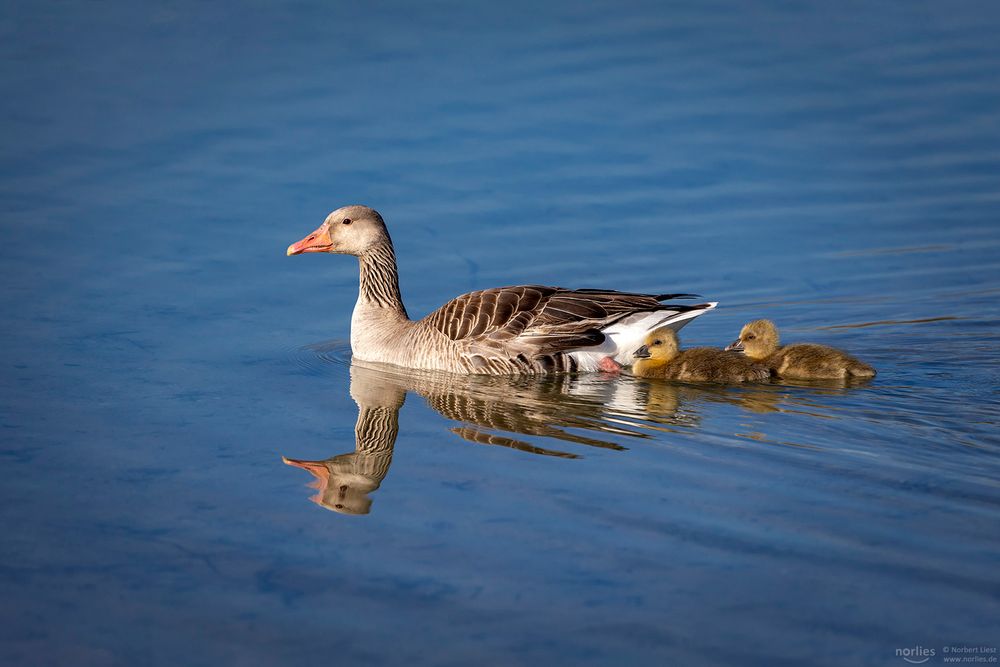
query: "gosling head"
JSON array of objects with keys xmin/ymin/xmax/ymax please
[
  {"xmin": 633, "ymin": 328, "xmax": 681, "ymax": 363},
  {"xmin": 287, "ymin": 205, "xmax": 391, "ymax": 257},
  {"xmin": 726, "ymin": 319, "xmax": 780, "ymax": 359}
]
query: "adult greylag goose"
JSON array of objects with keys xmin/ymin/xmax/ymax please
[{"xmin": 287, "ymin": 206, "xmax": 716, "ymax": 375}]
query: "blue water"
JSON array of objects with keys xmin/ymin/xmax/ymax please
[{"xmin": 2, "ymin": 1, "xmax": 999, "ymax": 665}]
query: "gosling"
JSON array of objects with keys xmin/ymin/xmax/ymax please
[
  {"xmin": 632, "ymin": 329, "xmax": 771, "ymax": 383},
  {"xmin": 726, "ymin": 319, "xmax": 876, "ymax": 380}
]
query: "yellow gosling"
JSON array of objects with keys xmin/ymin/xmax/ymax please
[
  {"xmin": 726, "ymin": 319, "xmax": 876, "ymax": 380},
  {"xmin": 633, "ymin": 328, "xmax": 770, "ymax": 383}
]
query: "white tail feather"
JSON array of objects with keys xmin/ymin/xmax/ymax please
[{"xmin": 569, "ymin": 303, "xmax": 717, "ymax": 371}]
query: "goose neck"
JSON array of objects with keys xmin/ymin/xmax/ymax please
[{"xmin": 357, "ymin": 243, "xmax": 408, "ymax": 317}]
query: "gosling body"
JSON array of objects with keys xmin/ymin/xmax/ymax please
[
  {"xmin": 727, "ymin": 319, "xmax": 876, "ymax": 380},
  {"xmin": 633, "ymin": 329, "xmax": 770, "ymax": 383}
]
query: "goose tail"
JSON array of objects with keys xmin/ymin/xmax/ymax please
[{"xmin": 569, "ymin": 302, "xmax": 718, "ymax": 371}]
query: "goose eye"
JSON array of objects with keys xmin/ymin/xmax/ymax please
[
  {"xmin": 653, "ymin": 339, "xmax": 662, "ymax": 345},
  {"xmin": 746, "ymin": 334, "xmax": 755, "ymax": 340},
  {"xmin": 342, "ymin": 218, "xmax": 352, "ymax": 225}
]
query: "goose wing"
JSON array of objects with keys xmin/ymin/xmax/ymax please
[{"xmin": 421, "ymin": 285, "xmax": 699, "ymax": 353}]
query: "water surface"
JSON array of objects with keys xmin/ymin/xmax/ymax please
[{"xmin": 2, "ymin": 1, "xmax": 999, "ymax": 665}]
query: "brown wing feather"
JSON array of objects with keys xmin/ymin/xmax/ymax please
[
  {"xmin": 531, "ymin": 290, "xmax": 669, "ymax": 329},
  {"xmin": 421, "ymin": 285, "xmax": 557, "ymax": 342},
  {"xmin": 421, "ymin": 285, "xmax": 699, "ymax": 351}
]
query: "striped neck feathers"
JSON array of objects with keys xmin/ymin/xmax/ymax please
[{"xmin": 358, "ymin": 242, "xmax": 408, "ymax": 317}]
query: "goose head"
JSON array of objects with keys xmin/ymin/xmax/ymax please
[
  {"xmin": 726, "ymin": 319, "xmax": 780, "ymax": 359},
  {"xmin": 287, "ymin": 205, "xmax": 390, "ymax": 257},
  {"xmin": 633, "ymin": 328, "xmax": 681, "ymax": 363}
]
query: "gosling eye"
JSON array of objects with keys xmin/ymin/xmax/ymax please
[
  {"xmin": 652, "ymin": 339, "xmax": 662, "ymax": 345},
  {"xmin": 342, "ymin": 218, "xmax": 353, "ymax": 225},
  {"xmin": 746, "ymin": 334, "xmax": 755, "ymax": 340}
]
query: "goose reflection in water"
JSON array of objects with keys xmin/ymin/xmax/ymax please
[
  {"xmin": 283, "ymin": 359, "xmax": 871, "ymax": 514},
  {"xmin": 283, "ymin": 365, "xmax": 402, "ymax": 515},
  {"xmin": 283, "ymin": 361, "xmax": 655, "ymax": 514}
]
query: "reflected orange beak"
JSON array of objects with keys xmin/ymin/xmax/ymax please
[
  {"xmin": 286, "ymin": 224, "xmax": 333, "ymax": 256},
  {"xmin": 282, "ymin": 456, "xmax": 331, "ymax": 483}
]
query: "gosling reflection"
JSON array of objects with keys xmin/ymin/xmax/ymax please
[{"xmin": 638, "ymin": 381, "xmax": 783, "ymax": 423}]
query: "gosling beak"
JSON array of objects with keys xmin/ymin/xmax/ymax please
[
  {"xmin": 287, "ymin": 224, "xmax": 333, "ymax": 256},
  {"xmin": 633, "ymin": 345, "xmax": 651, "ymax": 359},
  {"xmin": 725, "ymin": 339, "xmax": 745, "ymax": 353}
]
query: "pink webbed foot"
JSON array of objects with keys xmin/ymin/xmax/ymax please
[{"xmin": 598, "ymin": 356, "xmax": 623, "ymax": 374}]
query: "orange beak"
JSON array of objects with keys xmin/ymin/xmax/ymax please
[{"xmin": 286, "ymin": 224, "xmax": 333, "ymax": 256}]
